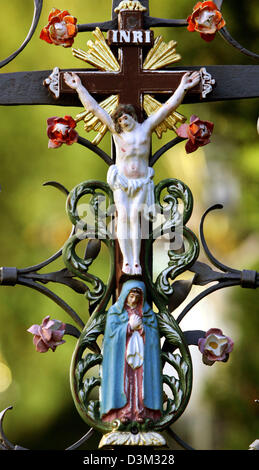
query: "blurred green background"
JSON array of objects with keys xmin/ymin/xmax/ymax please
[{"xmin": 0, "ymin": 0, "xmax": 259, "ymax": 450}]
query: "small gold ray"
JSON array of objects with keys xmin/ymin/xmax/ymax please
[
  {"xmin": 72, "ymin": 28, "xmax": 120, "ymax": 71},
  {"xmin": 143, "ymin": 36, "xmax": 185, "ymax": 137},
  {"xmin": 72, "ymin": 28, "xmax": 120, "ymax": 145},
  {"xmin": 144, "ymin": 94, "xmax": 186, "ymax": 139},
  {"xmin": 143, "ymin": 36, "xmax": 181, "ymax": 70},
  {"xmin": 91, "ymin": 124, "xmax": 108, "ymax": 146}
]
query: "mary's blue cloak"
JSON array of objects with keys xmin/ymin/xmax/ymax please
[{"xmin": 100, "ymin": 280, "xmax": 162, "ymax": 417}]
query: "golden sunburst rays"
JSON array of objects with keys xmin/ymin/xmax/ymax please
[
  {"xmin": 72, "ymin": 28, "xmax": 120, "ymax": 72},
  {"xmin": 73, "ymin": 28, "xmax": 120, "ymax": 145},
  {"xmin": 143, "ymin": 36, "xmax": 185, "ymax": 138},
  {"xmin": 72, "ymin": 28, "xmax": 185, "ymax": 144},
  {"xmin": 143, "ymin": 36, "xmax": 181, "ymax": 70}
]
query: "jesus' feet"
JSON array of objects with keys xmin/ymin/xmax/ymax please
[
  {"xmin": 133, "ymin": 263, "xmax": 142, "ymax": 275},
  {"xmin": 122, "ymin": 263, "xmax": 132, "ymax": 275}
]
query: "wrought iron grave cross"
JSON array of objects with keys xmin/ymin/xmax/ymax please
[{"xmin": 1, "ymin": 0, "xmax": 259, "ymax": 452}]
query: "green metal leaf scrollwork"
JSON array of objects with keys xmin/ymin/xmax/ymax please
[
  {"xmin": 154, "ymin": 309, "xmax": 192, "ymax": 430},
  {"xmin": 145, "ymin": 178, "xmax": 199, "ymax": 304},
  {"xmin": 70, "ymin": 311, "xmax": 113, "ymax": 434},
  {"xmin": 64, "ymin": 180, "xmax": 116, "ymax": 433},
  {"xmin": 157, "ymin": 226, "xmax": 199, "ymax": 298},
  {"xmin": 143, "ymin": 178, "xmax": 199, "ymax": 430},
  {"xmin": 62, "ymin": 180, "xmax": 115, "ymax": 306},
  {"xmin": 68, "ymin": 178, "xmax": 198, "ymax": 434}
]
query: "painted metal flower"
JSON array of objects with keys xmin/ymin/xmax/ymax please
[
  {"xmin": 27, "ymin": 315, "xmax": 66, "ymax": 353},
  {"xmin": 187, "ymin": 1, "xmax": 226, "ymax": 42},
  {"xmin": 198, "ymin": 328, "xmax": 234, "ymax": 366},
  {"xmin": 176, "ymin": 114, "xmax": 214, "ymax": 154},
  {"xmin": 40, "ymin": 9, "xmax": 77, "ymax": 47},
  {"xmin": 47, "ymin": 116, "xmax": 78, "ymax": 149}
]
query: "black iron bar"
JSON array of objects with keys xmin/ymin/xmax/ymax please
[
  {"xmin": 176, "ymin": 280, "xmax": 241, "ymax": 324},
  {"xmin": 166, "ymin": 427, "xmax": 196, "ymax": 450},
  {"xmin": 65, "ymin": 428, "xmax": 95, "ymax": 450},
  {"xmin": 17, "ymin": 277, "xmax": 85, "ymax": 329},
  {"xmin": 77, "ymin": 136, "xmax": 113, "ymax": 166},
  {"xmin": 0, "ymin": 0, "xmax": 43, "ymax": 69},
  {"xmin": 150, "ymin": 136, "xmax": 185, "ymax": 167}
]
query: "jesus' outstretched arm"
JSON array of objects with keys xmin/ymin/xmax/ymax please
[
  {"xmin": 64, "ymin": 72, "xmax": 115, "ymax": 133},
  {"xmin": 143, "ymin": 71, "xmax": 201, "ymax": 134}
]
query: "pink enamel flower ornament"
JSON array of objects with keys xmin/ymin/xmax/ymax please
[
  {"xmin": 27, "ymin": 315, "xmax": 66, "ymax": 353},
  {"xmin": 198, "ymin": 328, "xmax": 234, "ymax": 366}
]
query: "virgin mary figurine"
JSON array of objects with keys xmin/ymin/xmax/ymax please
[{"xmin": 100, "ymin": 279, "xmax": 162, "ymax": 423}]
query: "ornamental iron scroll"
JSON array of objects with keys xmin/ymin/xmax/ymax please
[
  {"xmin": 68, "ymin": 178, "xmax": 197, "ymax": 439},
  {"xmin": 0, "ymin": 0, "xmax": 259, "ymax": 451}
]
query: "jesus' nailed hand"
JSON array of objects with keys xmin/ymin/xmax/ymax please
[{"xmin": 64, "ymin": 70, "xmax": 201, "ymax": 276}]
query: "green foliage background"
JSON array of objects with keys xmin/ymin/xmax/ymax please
[{"xmin": 0, "ymin": 0, "xmax": 258, "ymax": 450}]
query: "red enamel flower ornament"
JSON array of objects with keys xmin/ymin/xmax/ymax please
[
  {"xmin": 47, "ymin": 116, "xmax": 78, "ymax": 149},
  {"xmin": 176, "ymin": 115, "xmax": 214, "ymax": 154},
  {"xmin": 40, "ymin": 9, "xmax": 77, "ymax": 47},
  {"xmin": 187, "ymin": 1, "xmax": 226, "ymax": 42}
]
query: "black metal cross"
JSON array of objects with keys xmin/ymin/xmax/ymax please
[
  {"xmin": 1, "ymin": 0, "xmax": 259, "ymax": 110},
  {"xmin": 1, "ymin": 1, "xmax": 259, "ymax": 453},
  {"xmin": 58, "ymin": 7, "xmax": 203, "ymax": 122}
]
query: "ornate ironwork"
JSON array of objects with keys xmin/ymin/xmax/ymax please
[{"xmin": 0, "ymin": 0, "xmax": 259, "ymax": 452}]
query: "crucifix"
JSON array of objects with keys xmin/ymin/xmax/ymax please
[
  {"xmin": 58, "ymin": 8, "xmax": 203, "ymax": 118},
  {"xmin": 62, "ymin": 70, "xmax": 200, "ymax": 277},
  {"xmin": 1, "ymin": 0, "xmax": 259, "ymax": 452},
  {"xmin": 42, "ymin": 2, "xmax": 206, "ymax": 284}
]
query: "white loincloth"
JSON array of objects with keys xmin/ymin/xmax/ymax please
[{"xmin": 107, "ymin": 164, "xmax": 155, "ymax": 210}]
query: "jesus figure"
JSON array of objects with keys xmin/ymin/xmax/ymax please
[{"xmin": 64, "ymin": 70, "xmax": 200, "ymax": 275}]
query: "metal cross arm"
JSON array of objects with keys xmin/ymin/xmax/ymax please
[
  {"xmin": 1, "ymin": 65, "xmax": 259, "ymax": 107},
  {"xmin": 58, "ymin": 63, "xmax": 259, "ymax": 109},
  {"xmin": 1, "ymin": 0, "xmax": 259, "ymax": 109}
]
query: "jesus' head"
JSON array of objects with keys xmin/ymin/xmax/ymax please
[{"xmin": 112, "ymin": 104, "xmax": 138, "ymax": 133}]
